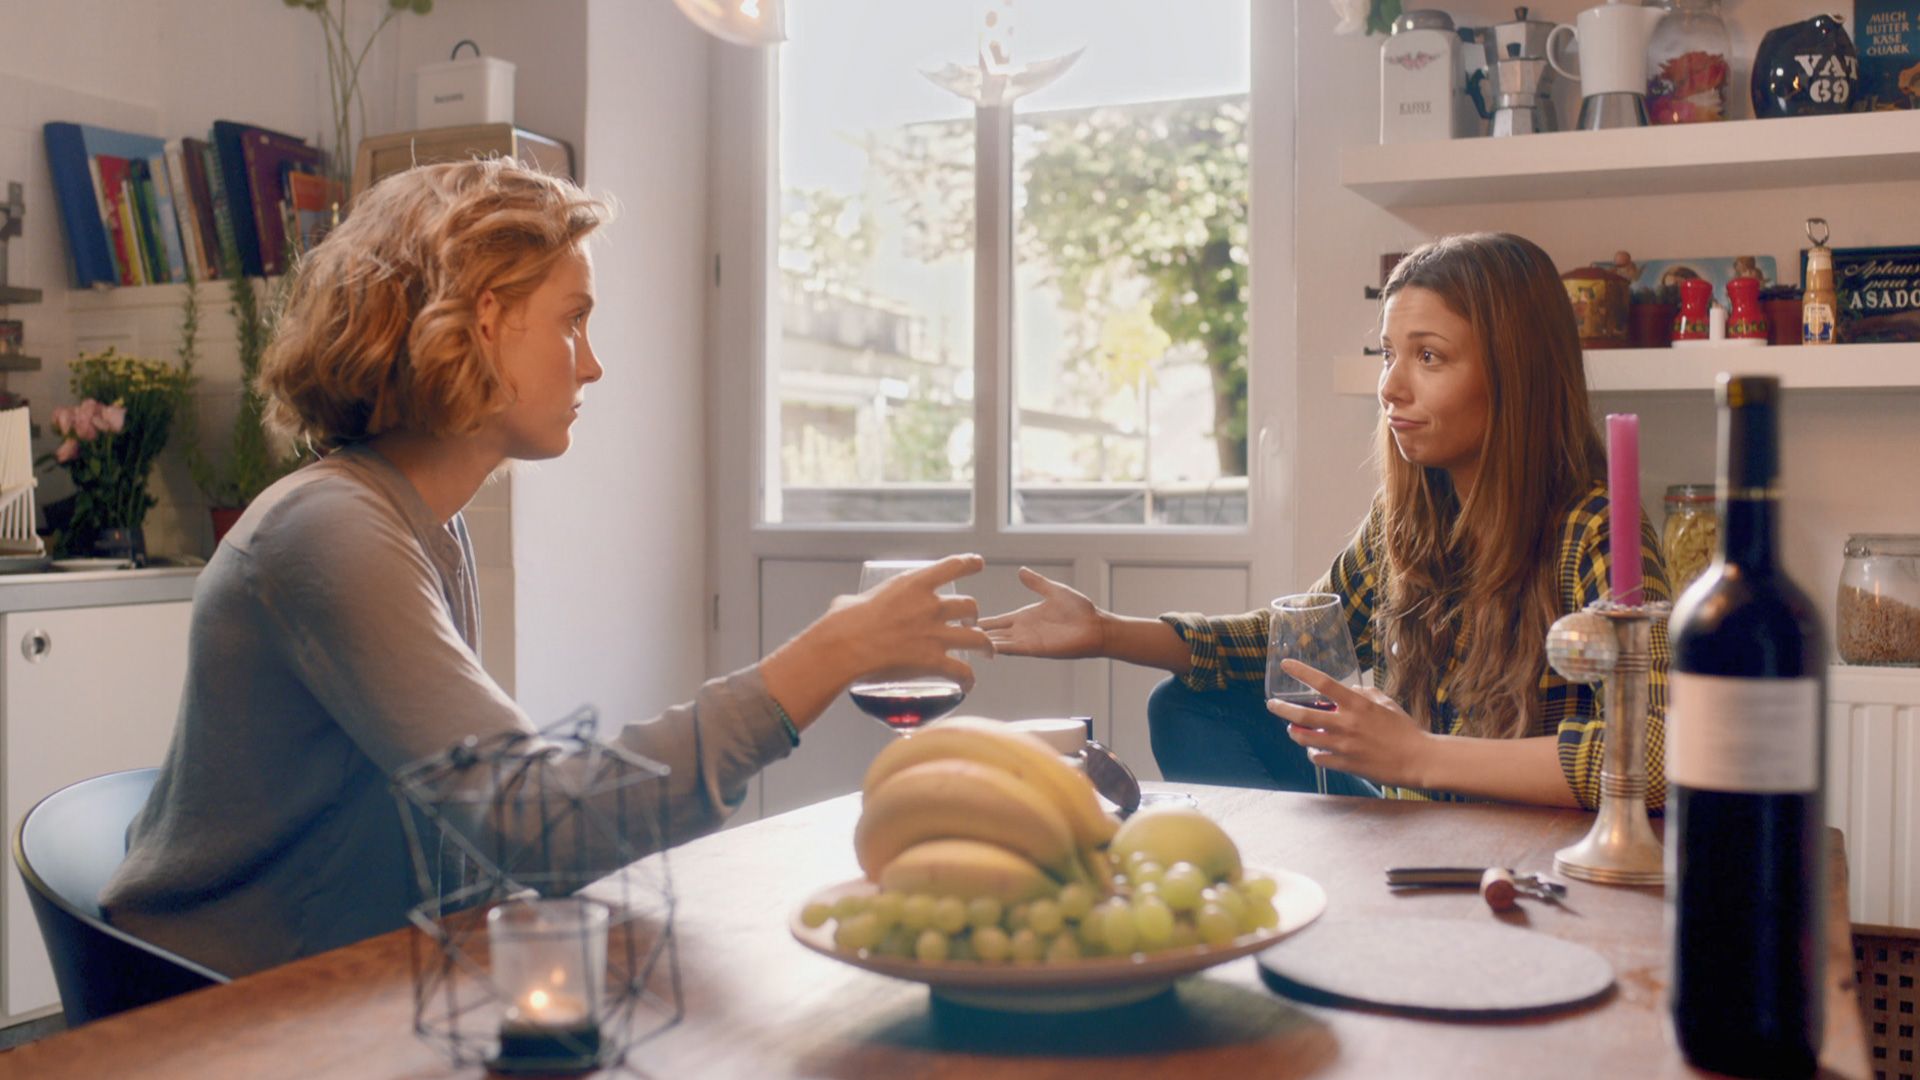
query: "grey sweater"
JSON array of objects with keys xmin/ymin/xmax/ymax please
[{"xmin": 101, "ymin": 445, "xmax": 793, "ymax": 976}]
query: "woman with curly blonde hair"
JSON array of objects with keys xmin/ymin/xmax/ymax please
[
  {"xmin": 103, "ymin": 158, "xmax": 989, "ymax": 976},
  {"xmin": 983, "ymin": 232, "xmax": 1671, "ymax": 811}
]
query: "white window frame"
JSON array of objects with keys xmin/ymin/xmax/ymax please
[{"xmin": 704, "ymin": 4, "xmax": 1300, "ymax": 693}]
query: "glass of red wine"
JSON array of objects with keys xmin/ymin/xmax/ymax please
[
  {"xmin": 1265, "ymin": 592, "xmax": 1360, "ymax": 794},
  {"xmin": 847, "ymin": 560, "xmax": 968, "ymax": 735}
]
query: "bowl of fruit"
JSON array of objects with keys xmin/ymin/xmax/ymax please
[{"xmin": 790, "ymin": 717, "xmax": 1326, "ymax": 1012}]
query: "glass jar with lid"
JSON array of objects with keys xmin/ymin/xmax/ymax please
[
  {"xmin": 1837, "ymin": 534, "xmax": 1920, "ymax": 666},
  {"xmin": 1645, "ymin": 0, "xmax": 1732, "ymax": 123},
  {"xmin": 1661, "ymin": 484, "xmax": 1717, "ymax": 596}
]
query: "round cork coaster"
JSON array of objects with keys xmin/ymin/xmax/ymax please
[{"xmin": 1255, "ymin": 916, "xmax": 1615, "ymax": 1018}]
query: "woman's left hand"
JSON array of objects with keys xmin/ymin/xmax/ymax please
[{"xmin": 1268, "ymin": 658, "xmax": 1433, "ymax": 789}]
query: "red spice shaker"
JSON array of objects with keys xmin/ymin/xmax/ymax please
[
  {"xmin": 1672, "ymin": 277, "xmax": 1713, "ymax": 341},
  {"xmin": 1725, "ymin": 277, "xmax": 1770, "ymax": 341}
]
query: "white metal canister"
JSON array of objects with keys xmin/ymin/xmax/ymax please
[{"xmin": 1381, "ymin": 11, "xmax": 1471, "ymax": 144}]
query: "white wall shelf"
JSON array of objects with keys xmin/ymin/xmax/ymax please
[
  {"xmin": 1340, "ymin": 111, "xmax": 1920, "ymax": 208},
  {"xmin": 1333, "ymin": 342, "xmax": 1920, "ymax": 396}
]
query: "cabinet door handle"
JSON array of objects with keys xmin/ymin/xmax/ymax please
[{"xmin": 21, "ymin": 628, "xmax": 50, "ymax": 663}]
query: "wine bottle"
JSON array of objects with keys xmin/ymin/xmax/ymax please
[{"xmin": 1667, "ymin": 375, "xmax": 1825, "ymax": 1077}]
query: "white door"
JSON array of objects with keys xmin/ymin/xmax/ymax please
[
  {"xmin": 705, "ymin": 2, "xmax": 1298, "ymax": 819},
  {"xmin": 3, "ymin": 601, "xmax": 193, "ymax": 1020}
]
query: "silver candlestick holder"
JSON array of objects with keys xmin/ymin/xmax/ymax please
[{"xmin": 1545, "ymin": 599, "xmax": 1671, "ymax": 886}]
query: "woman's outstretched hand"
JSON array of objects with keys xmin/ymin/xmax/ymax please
[
  {"xmin": 1268, "ymin": 658, "xmax": 1433, "ymax": 789},
  {"xmin": 827, "ymin": 553, "xmax": 994, "ymax": 690},
  {"xmin": 762, "ymin": 555, "xmax": 992, "ymax": 734},
  {"xmin": 978, "ymin": 567, "xmax": 1108, "ymax": 659}
]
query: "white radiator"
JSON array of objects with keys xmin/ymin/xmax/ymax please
[{"xmin": 1827, "ymin": 665, "xmax": 1920, "ymax": 926}]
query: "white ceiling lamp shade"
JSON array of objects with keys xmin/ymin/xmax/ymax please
[
  {"xmin": 922, "ymin": 0, "xmax": 1081, "ymax": 106},
  {"xmin": 671, "ymin": 0, "xmax": 787, "ymax": 47}
]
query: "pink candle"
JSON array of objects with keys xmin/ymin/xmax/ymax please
[{"xmin": 1607, "ymin": 413, "xmax": 1643, "ymax": 606}]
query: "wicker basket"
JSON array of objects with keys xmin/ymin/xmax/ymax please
[{"xmin": 1855, "ymin": 922, "xmax": 1920, "ymax": 1080}]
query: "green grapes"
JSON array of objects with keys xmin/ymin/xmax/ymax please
[
  {"xmin": 1160, "ymin": 863, "xmax": 1207, "ymax": 911},
  {"xmin": 837, "ymin": 912, "xmax": 884, "ymax": 952},
  {"xmin": 1169, "ymin": 920, "xmax": 1201, "ymax": 949},
  {"xmin": 1077, "ymin": 912, "xmax": 1106, "ymax": 949},
  {"xmin": 915, "ymin": 928, "xmax": 951, "ymax": 963},
  {"xmin": 973, "ymin": 925, "xmax": 1012, "ymax": 963},
  {"xmin": 1202, "ymin": 884, "xmax": 1249, "ymax": 929},
  {"xmin": 1099, "ymin": 900, "xmax": 1138, "ymax": 954},
  {"xmin": 1027, "ymin": 898, "xmax": 1064, "ymax": 936},
  {"xmin": 966, "ymin": 897, "xmax": 1003, "ymax": 929},
  {"xmin": 1195, "ymin": 903, "xmax": 1238, "ymax": 947},
  {"xmin": 1248, "ymin": 896, "xmax": 1280, "ymax": 929},
  {"xmin": 901, "ymin": 893, "xmax": 935, "ymax": 932},
  {"xmin": 1057, "ymin": 883, "xmax": 1095, "ymax": 920},
  {"xmin": 931, "ymin": 896, "xmax": 969, "ymax": 935},
  {"xmin": 1132, "ymin": 895, "xmax": 1175, "ymax": 949},
  {"xmin": 877, "ymin": 926, "xmax": 916, "ymax": 957},
  {"xmin": 810, "ymin": 847, "xmax": 1276, "ymax": 969}
]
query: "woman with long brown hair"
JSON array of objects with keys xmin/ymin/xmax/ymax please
[{"xmin": 981, "ymin": 232, "xmax": 1670, "ymax": 809}]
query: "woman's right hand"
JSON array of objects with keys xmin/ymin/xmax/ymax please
[
  {"xmin": 821, "ymin": 554, "xmax": 992, "ymax": 690},
  {"xmin": 978, "ymin": 567, "xmax": 1109, "ymax": 659}
]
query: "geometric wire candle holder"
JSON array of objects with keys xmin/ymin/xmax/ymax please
[{"xmin": 390, "ymin": 707, "xmax": 683, "ymax": 1075}]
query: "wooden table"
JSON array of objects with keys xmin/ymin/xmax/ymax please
[{"xmin": 1, "ymin": 786, "xmax": 1870, "ymax": 1079}]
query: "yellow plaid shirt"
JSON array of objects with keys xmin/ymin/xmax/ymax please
[{"xmin": 1162, "ymin": 483, "xmax": 1671, "ymax": 811}]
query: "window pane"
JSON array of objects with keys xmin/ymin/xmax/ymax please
[
  {"xmin": 1010, "ymin": 2, "xmax": 1250, "ymax": 527},
  {"xmin": 773, "ymin": 2, "xmax": 976, "ymax": 525}
]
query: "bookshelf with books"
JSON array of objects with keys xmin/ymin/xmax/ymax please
[{"xmin": 42, "ymin": 119, "xmax": 337, "ymax": 294}]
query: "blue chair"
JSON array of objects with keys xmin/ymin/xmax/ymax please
[{"xmin": 11, "ymin": 768, "xmax": 228, "ymax": 1026}]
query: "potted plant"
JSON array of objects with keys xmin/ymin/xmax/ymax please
[
  {"xmin": 38, "ymin": 349, "xmax": 192, "ymax": 564},
  {"xmin": 282, "ymin": 0, "xmax": 435, "ymax": 190},
  {"xmin": 175, "ymin": 266, "xmax": 305, "ymax": 548}
]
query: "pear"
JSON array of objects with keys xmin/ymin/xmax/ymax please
[{"xmin": 1110, "ymin": 806, "xmax": 1242, "ymax": 883}]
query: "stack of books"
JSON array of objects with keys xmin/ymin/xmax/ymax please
[{"xmin": 42, "ymin": 120, "xmax": 344, "ymax": 290}]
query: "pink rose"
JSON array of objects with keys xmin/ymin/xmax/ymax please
[
  {"xmin": 50, "ymin": 405, "xmax": 73, "ymax": 437},
  {"xmin": 71, "ymin": 399, "xmax": 101, "ymax": 441},
  {"xmin": 54, "ymin": 438, "xmax": 79, "ymax": 464},
  {"xmin": 99, "ymin": 403, "xmax": 126, "ymax": 434}
]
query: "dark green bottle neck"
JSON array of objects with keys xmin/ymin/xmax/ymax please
[
  {"xmin": 1718, "ymin": 394, "xmax": 1778, "ymax": 572},
  {"xmin": 1720, "ymin": 497, "xmax": 1777, "ymax": 572}
]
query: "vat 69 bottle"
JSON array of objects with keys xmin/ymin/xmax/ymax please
[{"xmin": 1666, "ymin": 374, "xmax": 1825, "ymax": 1077}]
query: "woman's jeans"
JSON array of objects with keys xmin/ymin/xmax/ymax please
[{"xmin": 1146, "ymin": 678, "xmax": 1381, "ymax": 797}]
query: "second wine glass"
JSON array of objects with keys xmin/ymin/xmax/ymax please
[
  {"xmin": 847, "ymin": 559, "xmax": 968, "ymax": 735},
  {"xmin": 1265, "ymin": 592, "xmax": 1360, "ymax": 794}
]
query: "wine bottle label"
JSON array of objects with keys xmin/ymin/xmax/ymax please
[{"xmin": 1668, "ymin": 673, "xmax": 1820, "ymax": 792}]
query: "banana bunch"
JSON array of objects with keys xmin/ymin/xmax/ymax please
[{"xmin": 854, "ymin": 717, "xmax": 1120, "ymax": 904}]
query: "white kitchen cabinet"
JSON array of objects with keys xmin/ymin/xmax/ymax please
[{"xmin": 1, "ymin": 592, "xmax": 193, "ymax": 1024}]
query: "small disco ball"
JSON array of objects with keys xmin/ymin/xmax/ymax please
[{"xmin": 1547, "ymin": 610, "xmax": 1619, "ymax": 684}]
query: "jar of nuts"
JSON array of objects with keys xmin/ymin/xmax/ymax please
[
  {"xmin": 1838, "ymin": 534, "xmax": 1920, "ymax": 667},
  {"xmin": 1661, "ymin": 484, "xmax": 1718, "ymax": 597}
]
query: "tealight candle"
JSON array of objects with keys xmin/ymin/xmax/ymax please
[{"xmin": 487, "ymin": 898, "xmax": 609, "ymax": 1074}]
